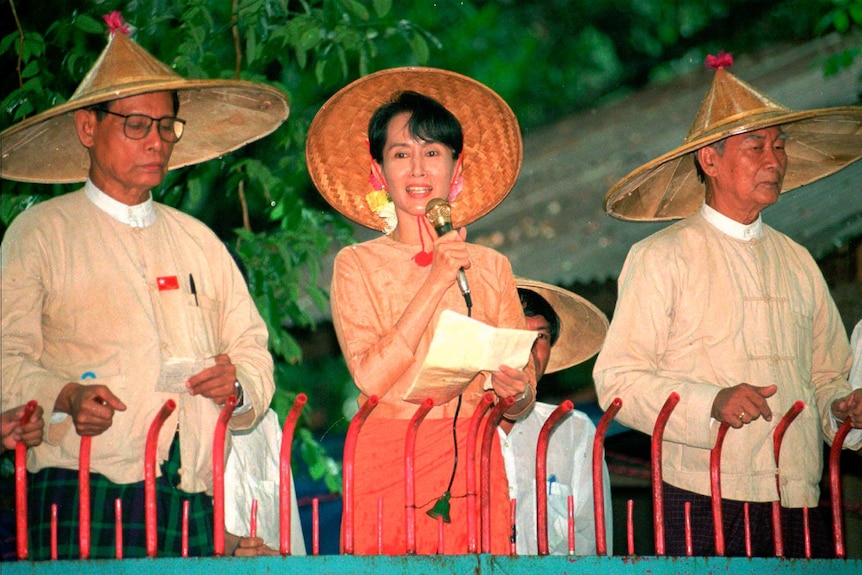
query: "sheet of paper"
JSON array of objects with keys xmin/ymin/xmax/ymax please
[
  {"xmin": 155, "ymin": 356, "xmax": 217, "ymax": 394},
  {"xmin": 402, "ymin": 310, "xmax": 537, "ymax": 405}
]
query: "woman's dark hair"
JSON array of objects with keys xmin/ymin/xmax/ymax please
[
  {"xmin": 518, "ymin": 288, "xmax": 561, "ymax": 347},
  {"xmin": 368, "ymin": 91, "xmax": 463, "ymax": 163}
]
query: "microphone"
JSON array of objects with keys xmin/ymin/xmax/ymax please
[{"xmin": 425, "ymin": 198, "xmax": 472, "ymax": 310}]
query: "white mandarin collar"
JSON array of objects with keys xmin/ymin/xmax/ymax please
[
  {"xmin": 700, "ymin": 202, "xmax": 762, "ymax": 241},
  {"xmin": 84, "ymin": 179, "xmax": 157, "ymax": 228}
]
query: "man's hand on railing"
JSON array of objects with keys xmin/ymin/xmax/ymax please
[{"xmin": 831, "ymin": 388, "xmax": 862, "ymax": 428}]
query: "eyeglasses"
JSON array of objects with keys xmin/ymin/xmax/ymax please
[{"xmin": 95, "ymin": 109, "xmax": 186, "ymax": 143}]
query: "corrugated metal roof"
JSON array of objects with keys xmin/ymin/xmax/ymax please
[{"xmin": 467, "ymin": 160, "xmax": 862, "ymax": 287}]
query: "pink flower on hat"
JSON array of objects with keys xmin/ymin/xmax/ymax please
[
  {"xmin": 103, "ymin": 11, "xmax": 131, "ymax": 36},
  {"xmin": 705, "ymin": 51, "xmax": 733, "ymax": 70}
]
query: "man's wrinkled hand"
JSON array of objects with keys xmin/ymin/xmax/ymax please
[
  {"xmin": 233, "ymin": 536, "xmax": 279, "ymax": 557},
  {"xmin": 56, "ymin": 383, "xmax": 126, "ymax": 436},
  {"xmin": 711, "ymin": 383, "xmax": 777, "ymax": 429},
  {"xmin": 831, "ymin": 389, "xmax": 862, "ymax": 428},
  {"xmin": 1, "ymin": 404, "xmax": 45, "ymax": 452},
  {"xmin": 186, "ymin": 354, "xmax": 238, "ymax": 406}
]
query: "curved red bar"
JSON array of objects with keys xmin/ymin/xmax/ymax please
[
  {"xmin": 771, "ymin": 400, "xmax": 804, "ymax": 557},
  {"xmin": 212, "ymin": 395, "xmax": 237, "ymax": 556},
  {"xmin": 250, "ymin": 499, "xmax": 258, "ymax": 538},
  {"xmin": 404, "ymin": 398, "xmax": 434, "ymax": 554},
  {"xmin": 377, "ymin": 497, "xmax": 384, "ymax": 554},
  {"xmin": 279, "ymin": 393, "xmax": 307, "ymax": 554},
  {"xmin": 510, "ymin": 498, "xmax": 518, "ymax": 556},
  {"xmin": 312, "ymin": 497, "xmax": 320, "ymax": 555},
  {"xmin": 567, "ymin": 495, "xmax": 575, "ymax": 555},
  {"xmin": 480, "ymin": 396, "xmax": 515, "ymax": 553},
  {"xmin": 144, "ymin": 399, "xmax": 177, "ymax": 558},
  {"xmin": 829, "ymin": 418, "xmax": 853, "ymax": 558},
  {"xmin": 18, "ymin": 400, "xmax": 37, "ymax": 425},
  {"xmin": 466, "ymin": 391, "xmax": 494, "ymax": 553},
  {"xmin": 627, "ymin": 499, "xmax": 635, "ymax": 555},
  {"xmin": 744, "ymin": 502, "xmax": 751, "ymax": 557},
  {"xmin": 78, "ymin": 436, "xmax": 92, "ymax": 559},
  {"xmin": 709, "ymin": 422, "xmax": 730, "ymax": 556},
  {"xmin": 593, "ymin": 397, "xmax": 622, "ymax": 556},
  {"xmin": 115, "ymin": 498, "xmax": 123, "ymax": 559},
  {"xmin": 536, "ymin": 400, "xmax": 574, "ymax": 555},
  {"xmin": 342, "ymin": 395, "xmax": 378, "ymax": 555},
  {"xmin": 684, "ymin": 501, "xmax": 693, "ymax": 556},
  {"xmin": 651, "ymin": 392, "xmax": 680, "ymax": 556},
  {"xmin": 14, "ymin": 399, "xmax": 37, "ymax": 560},
  {"xmin": 181, "ymin": 500, "xmax": 189, "ymax": 558},
  {"xmin": 50, "ymin": 504, "xmax": 58, "ymax": 560}
]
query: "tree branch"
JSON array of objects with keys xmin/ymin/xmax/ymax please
[
  {"xmin": 10, "ymin": 0, "xmax": 24, "ymax": 88},
  {"xmin": 231, "ymin": 0, "xmax": 242, "ymax": 79}
]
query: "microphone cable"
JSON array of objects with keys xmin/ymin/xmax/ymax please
[{"xmin": 444, "ymin": 298, "xmax": 470, "ymax": 500}]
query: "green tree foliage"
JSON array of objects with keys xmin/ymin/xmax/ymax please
[
  {"xmin": 816, "ymin": 0, "xmax": 862, "ymax": 81},
  {"xmin": 2, "ymin": 0, "xmax": 858, "ymax": 493}
]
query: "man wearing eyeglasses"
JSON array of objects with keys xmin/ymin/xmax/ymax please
[
  {"xmin": 76, "ymin": 94, "xmax": 185, "ymax": 208},
  {"xmin": 1, "ymin": 27, "xmax": 288, "ymax": 559}
]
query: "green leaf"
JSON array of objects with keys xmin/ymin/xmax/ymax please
[
  {"xmin": 74, "ymin": 14, "xmax": 104, "ymax": 35},
  {"xmin": 834, "ymin": 10, "xmax": 851, "ymax": 32},
  {"xmin": 315, "ymin": 56, "xmax": 327, "ymax": 85},
  {"xmin": 20, "ymin": 60, "xmax": 40, "ymax": 79},
  {"xmin": 298, "ymin": 23, "xmax": 321, "ymax": 51},
  {"xmin": 342, "ymin": 0, "xmax": 370, "ymax": 21},
  {"xmin": 408, "ymin": 31, "xmax": 429, "ymax": 64},
  {"xmin": 1, "ymin": 32, "xmax": 20, "ymax": 56},
  {"xmin": 295, "ymin": 46, "xmax": 308, "ymax": 69},
  {"xmin": 814, "ymin": 11, "xmax": 835, "ymax": 35},
  {"xmin": 190, "ymin": 178, "xmax": 210, "ymax": 210},
  {"xmin": 373, "ymin": 0, "xmax": 392, "ymax": 18},
  {"xmin": 246, "ymin": 27, "xmax": 258, "ymax": 65}
]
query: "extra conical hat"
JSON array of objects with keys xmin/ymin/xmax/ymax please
[
  {"xmin": 516, "ymin": 278, "xmax": 608, "ymax": 374},
  {"xmin": 1, "ymin": 32, "xmax": 289, "ymax": 183},
  {"xmin": 604, "ymin": 64, "xmax": 862, "ymax": 221},
  {"xmin": 306, "ymin": 67, "xmax": 523, "ymax": 230}
]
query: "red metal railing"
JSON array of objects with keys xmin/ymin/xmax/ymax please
[
  {"xmin": 771, "ymin": 401, "xmax": 805, "ymax": 557},
  {"xmin": 480, "ymin": 396, "xmax": 515, "ymax": 553},
  {"xmin": 9, "ymin": 392, "xmax": 858, "ymax": 559},
  {"xmin": 404, "ymin": 398, "xmax": 434, "ymax": 554},
  {"xmin": 592, "ymin": 397, "xmax": 622, "ymax": 556},
  {"xmin": 535, "ymin": 400, "xmax": 574, "ymax": 555},
  {"xmin": 466, "ymin": 392, "xmax": 495, "ymax": 553},
  {"xmin": 14, "ymin": 400, "xmax": 38, "ymax": 560},
  {"xmin": 342, "ymin": 395, "xmax": 378, "ymax": 554},
  {"xmin": 651, "ymin": 392, "xmax": 680, "ymax": 556},
  {"xmin": 710, "ymin": 422, "xmax": 731, "ymax": 555},
  {"xmin": 144, "ymin": 399, "xmax": 176, "ymax": 557},
  {"xmin": 830, "ymin": 418, "xmax": 855, "ymax": 559},
  {"xmin": 280, "ymin": 393, "xmax": 307, "ymax": 554}
]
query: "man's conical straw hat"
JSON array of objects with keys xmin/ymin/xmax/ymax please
[
  {"xmin": 516, "ymin": 278, "xmax": 608, "ymax": 374},
  {"xmin": 1, "ymin": 32, "xmax": 289, "ymax": 183},
  {"xmin": 604, "ymin": 56, "xmax": 862, "ymax": 221}
]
